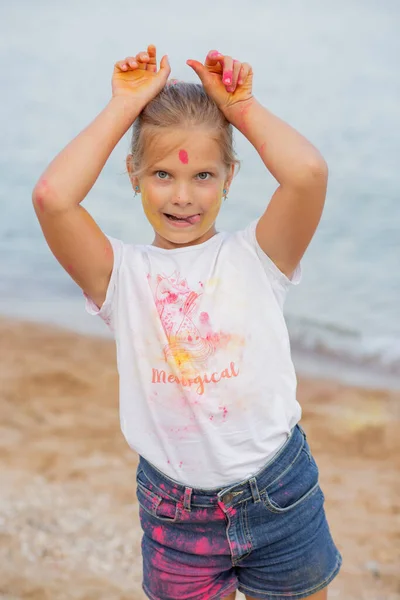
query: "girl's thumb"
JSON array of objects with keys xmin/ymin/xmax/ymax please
[
  {"xmin": 160, "ymin": 55, "xmax": 171, "ymax": 74},
  {"xmin": 186, "ymin": 60, "xmax": 208, "ymax": 84}
]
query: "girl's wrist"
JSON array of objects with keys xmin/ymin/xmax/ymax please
[
  {"xmin": 222, "ymin": 95, "xmax": 257, "ymax": 126},
  {"xmin": 108, "ymin": 95, "xmax": 145, "ymax": 125}
]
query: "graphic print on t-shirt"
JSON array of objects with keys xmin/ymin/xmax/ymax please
[
  {"xmin": 148, "ymin": 270, "xmax": 244, "ymax": 395},
  {"xmin": 153, "ymin": 270, "xmax": 213, "ymax": 373}
]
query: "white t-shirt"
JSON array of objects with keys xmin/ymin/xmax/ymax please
[{"xmin": 85, "ymin": 220, "xmax": 302, "ymax": 488}]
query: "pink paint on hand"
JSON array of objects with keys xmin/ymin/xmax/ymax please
[
  {"xmin": 179, "ymin": 149, "xmax": 189, "ymax": 164},
  {"xmin": 223, "ymin": 70, "xmax": 233, "ymax": 85}
]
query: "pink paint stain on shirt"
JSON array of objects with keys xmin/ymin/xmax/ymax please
[
  {"xmin": 199, "ymin": 311, "xmax": 209, "ymax": 324},
  {"xmin": 179, "ymin": 149, "xmax": 189, "ymax": 164},
  {"xmin": 221, "ymin": 406, "xmax": 228, "ymax": 419}
]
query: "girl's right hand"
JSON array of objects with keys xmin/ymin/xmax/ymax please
[{"xmin": 112, "ymin": 45, "xmax": 171, "ymax": 109}]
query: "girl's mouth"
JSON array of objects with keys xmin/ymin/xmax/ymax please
[{"xmin": 163, "ymin": 213, "xmax": 201, "ymax": 227}]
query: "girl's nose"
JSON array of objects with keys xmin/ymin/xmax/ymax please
[{"xmin": 173, "ymin": 194, "xmax": 192, "ymax": 206}]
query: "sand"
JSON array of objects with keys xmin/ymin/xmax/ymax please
[{"xmin": 0, "ymin": 317, "xmax": 399, "ymax": 600}]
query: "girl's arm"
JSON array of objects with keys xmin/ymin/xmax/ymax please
[
  {"xmin": 32, "ymin": 97, "xmax": 141, "ymax": 308},
  {"xmin": 187, "ymin": 52, "xmax": 328, "ymax": 281},
  {"xmin": 32, "ymin": 47, "xmax": 170, "ymax": 309},
  {"xmin": 223, "ymin": 98, "xmax": 328, "ymax": 280}
]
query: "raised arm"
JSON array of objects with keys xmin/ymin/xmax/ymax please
[
  {"xmin": 224, "ymin": 98, "xmax": 328, "ymax": 280},
  {"xmin": 32, "ymin": 46, "xmax": 170, "ymax": 308},
  {"xmin": 187, "ymin": 50, "xmax": 328, "ymax": 281}
]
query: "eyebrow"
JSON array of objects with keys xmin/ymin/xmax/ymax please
[{"xmin": 151, "ymin": 165, "xmax": 218, "ymax": 173}]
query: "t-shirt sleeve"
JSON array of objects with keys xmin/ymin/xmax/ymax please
[
  {"xmin": 83, "ymin": 235, "xmax": 124, "ymax": 332},
  {"xmin": 240, "ymin": 219, "xmax": 302, "ymax": 306}
]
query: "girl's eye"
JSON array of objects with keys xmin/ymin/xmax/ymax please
[
  {"xmin": 154, "ymin": 171, "xmax": 212, "ymax": 180},
  {"xmin": 156, "ymin": 171, "xmax": 169, "ymax": 179}
]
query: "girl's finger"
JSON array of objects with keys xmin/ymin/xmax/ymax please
[
  {"xmin": 205, "ymin": 49, "xmax": 223, "ymax": 67},
  {"xmin": 127, "ymin": 57, "xmax": 138, "ymax": 68},
  {"xmin": 238, "ymin": 62, "xmax": 252, "ymax": 84},
  {"xmin": 146, "ymin": 44, "xmax": 157, "ymax": 73},
  {"xmin": 221, "ymin": 55, "xmax": 234, "ymax": 89},
  {"xmin": 229, "ymin": 59, "xmax": 242, "ymax": 92},
  {"xmin": 135, "ymin": 50, "xmax": 150, "ymax": 70},
  {"xmin": 115, "ymin": 59, "xmax": 127, "ymax": 70}
]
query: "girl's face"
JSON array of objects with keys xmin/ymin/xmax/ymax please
[{"xmin": 127, "ymin": 127, "xmax": 234, "ymax": 249}]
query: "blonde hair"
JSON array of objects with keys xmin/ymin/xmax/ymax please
[{"xmin": 128, "ymin": 82, "xmax": 241, "ymax": 179}]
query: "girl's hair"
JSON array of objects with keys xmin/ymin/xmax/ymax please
[{"xmin": 128, "ymin": 82, "xmax": 241, "ymax": 179}]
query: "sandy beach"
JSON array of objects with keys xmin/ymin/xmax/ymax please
[{"xmin": 0, "ymin": 316, "xmax": 399, "ymax": 600}]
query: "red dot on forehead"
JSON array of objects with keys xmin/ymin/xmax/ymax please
[{"xmin": 178, "ymin": 149, "xmax": 189, "ymax": 164}]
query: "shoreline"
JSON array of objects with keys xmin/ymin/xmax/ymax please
[
  {"xmin": 1, "ymin": 316, "xmax": 399, "ymax": 599},
  {"xmin": 1, "ymin": 308, "xmax": 399, "ymax": 393}
]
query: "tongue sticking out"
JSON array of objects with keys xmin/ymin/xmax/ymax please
[{"xmin": 186, "ymin": 214, "xmax": 201, "ymax": 224}]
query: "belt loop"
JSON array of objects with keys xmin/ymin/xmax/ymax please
[
  {"xmin": 183, "ymin": 486, "xmax": 192, "ymax": 511},
  {"xmin": 249, "ymin": 477, "xmax": 260, "ymax": 503},
  {"xmin": 298, "ymin": 423, "xmax": 307, "ymax": 440}
]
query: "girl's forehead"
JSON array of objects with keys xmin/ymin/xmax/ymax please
[{"xmin": 149, "ymin": 128, "xmax": 223, "ymax": 163}]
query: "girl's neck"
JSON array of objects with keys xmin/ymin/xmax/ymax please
[{"xmin": 152, "ymin": 225, "xmax": 218, "ymax": 250}]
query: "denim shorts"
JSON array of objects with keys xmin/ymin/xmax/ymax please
[{"xmin": 135, "ymin": 423, "xmax": 342, "ymax": 600}]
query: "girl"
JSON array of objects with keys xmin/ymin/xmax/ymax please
[{"xmin": 33, "ymin": 44, "xmax": 342, "ymax": 600}]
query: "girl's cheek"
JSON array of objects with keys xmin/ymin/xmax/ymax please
[
  {"xmin": 202, "ymin": 197, "xmax": 223, "ymax": 228},
  {"xmin": 141, "ymin": 193, "xmax": 161, "ymax": 227}
]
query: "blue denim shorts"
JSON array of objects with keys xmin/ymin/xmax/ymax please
[{"xmin": 136, "ymin": 423, "xmax": 342, "ymax": 600}]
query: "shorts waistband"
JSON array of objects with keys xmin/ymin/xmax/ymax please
[{"xmin": 138, "ymin": 423, "xmax": 307, "ymax": 510}]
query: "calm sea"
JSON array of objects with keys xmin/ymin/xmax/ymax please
[{"xmin": 1, "ymin": 0, "xmax": 399, "ymax": 390}]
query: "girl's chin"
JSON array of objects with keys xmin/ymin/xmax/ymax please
[{"xmin": 153, "ymin": 222, "xmax": 217, "ymax": 248}]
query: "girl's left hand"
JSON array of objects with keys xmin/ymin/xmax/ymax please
[{"xmin": 186, "ymin": 50, "xmax": 253, "ymax": 115}]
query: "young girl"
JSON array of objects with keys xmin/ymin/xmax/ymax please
[{"xmin": 33, "ymin": 44, "xmax": 342, "ymax": 600}]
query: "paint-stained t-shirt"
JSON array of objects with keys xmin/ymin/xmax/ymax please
[{"xmin": 84, "ymin": 220, "xmax": 302, "ymax": 488}]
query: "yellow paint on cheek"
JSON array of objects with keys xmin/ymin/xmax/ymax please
[
  {"xmin": 141, "ymin": 191, "xmax": 162, "ymax": 230},
  {"xmin": 202, "ymin": 196, "xmax": 222, "ymax": 230}
]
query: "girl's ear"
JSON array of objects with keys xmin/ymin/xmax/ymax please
[
  {"xmin": 225, "ymin": 163, "xmax": 235, "ymax": 193},
  {"xmin": 126, "ymin": 154, "xmax": 139, "ymax": 190}
]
